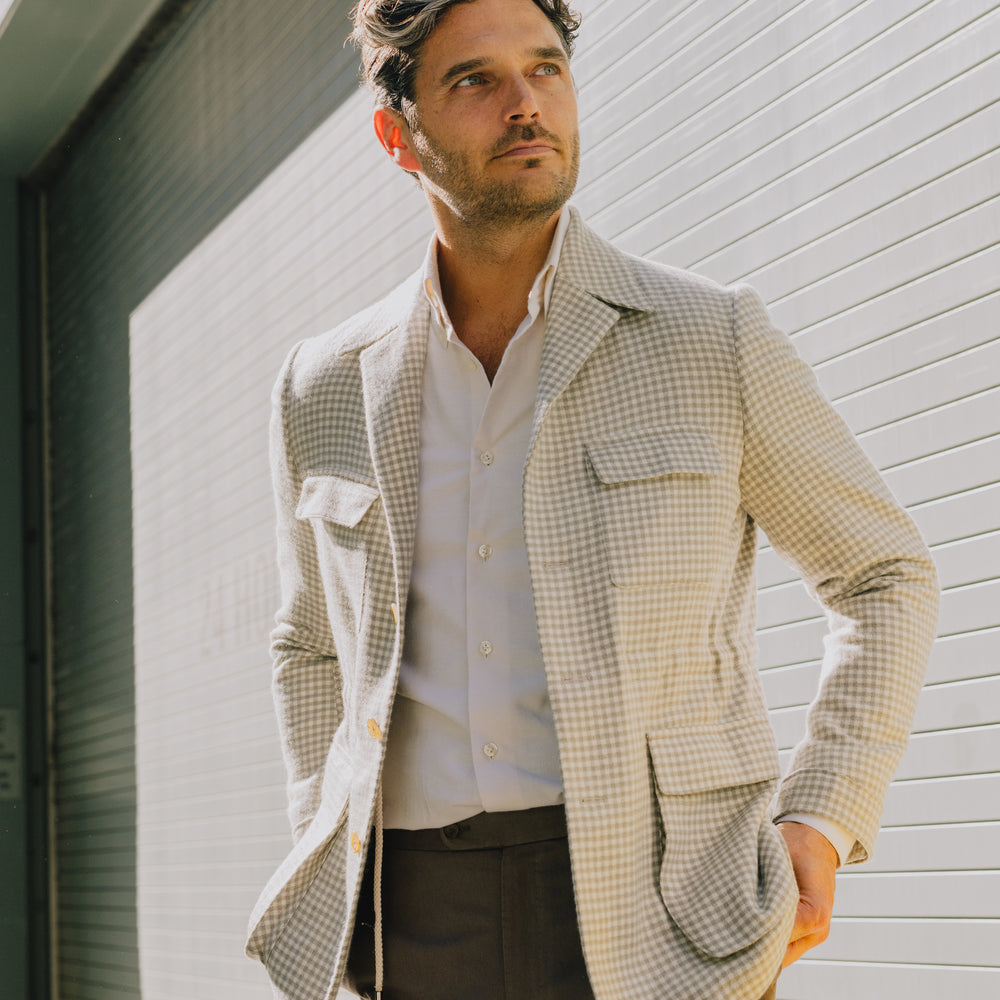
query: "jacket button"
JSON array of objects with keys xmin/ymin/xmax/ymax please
[
  {"xmin": 351, "ymin": 832, "xmax": 362, "ymax": 854},
  {"xmin": 367, "ymin": 718, "xmax": 382, "ymax": 740}
]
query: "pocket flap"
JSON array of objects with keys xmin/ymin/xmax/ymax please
[
  {"xmin": 296, "ymin": 474, "xmax": 379, "ymax": 527},
  {"xmin": 648, "ymin": 717, "xmax": 780, "ymax": 795},
  {"xmin": 587, "ymin": 426, "xmax": 723, "ymax": 485}
]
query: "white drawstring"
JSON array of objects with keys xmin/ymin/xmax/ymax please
[{"xmin": 374, "ymin": 785, "xmax": 384, "ymax": 999}]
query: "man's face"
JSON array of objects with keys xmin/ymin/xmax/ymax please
[{"xmin": 400, "ymin": 0, "xmax": 580, "ymax": 227}]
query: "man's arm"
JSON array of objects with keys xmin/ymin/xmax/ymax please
[
  {"xmin": 731, "ymin": 285, "xmax": 939, "ymax": 959},
  {"xmin": 269, "ymin": 346, "xmax": 343, "ymax": 841},
  {"xmin": 734, "ymin": 282, "xmax": 938, "ymax": 857}
]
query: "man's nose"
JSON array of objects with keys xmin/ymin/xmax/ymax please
[{"xmin": 503, "ymin": 77, "xmax": 540, "ymax": 122}]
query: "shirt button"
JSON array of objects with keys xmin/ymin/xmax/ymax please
[
  {"xmin": 483, "ymin": 742, "xmax": 499, "ymax": 759},
  {"xmin": 479, "ymin": 450, "xmax": 494, "ymax": 467},
  {"xmin": 477, "ymin": 543, "xmax": 493, "ymax": 561},
  {"xmin": 367, "ymin": 718, "xmax": 382, "ymax": 740},
  {"xmin": 479, "ymin": 640, "xmax": 494, "ymax": 658}
]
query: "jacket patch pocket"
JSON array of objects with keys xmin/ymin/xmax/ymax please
[
  {"xmin": 587, "ymin": 426, "xmax": 730, "ymax": 588},
  {"xmin": 648, "ymin": 719, "xmax": 797, "ymax": 959},
  {"xmin": 297, "ymin": 474, "xmax": 380, "ymax": 634}
]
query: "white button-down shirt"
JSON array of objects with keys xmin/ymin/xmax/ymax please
[{"xmin": 380, "ymin": 211, "xmax": 571, "ymax": 831}]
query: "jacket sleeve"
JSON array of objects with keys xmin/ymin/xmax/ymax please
[
  {"xmin": 732, "ymin": 285, "xmax": 939, "ymax": 865},
  {"xmin": 269, "ymin": 344, "xmax": 343, "ymax": 842}
]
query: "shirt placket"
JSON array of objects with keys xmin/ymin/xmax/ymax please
[
  {"xmin": 464, "ymin": 329, "xmax": 540, "ymax": 809},
  {"xmin": 467, "ymin": 393, "xmax": 509, "ymax": 805}
]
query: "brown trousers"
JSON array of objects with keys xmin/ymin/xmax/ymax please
[{"xmin": 344, "ymin": 806, "xmax": 779, "ymax": 1000}]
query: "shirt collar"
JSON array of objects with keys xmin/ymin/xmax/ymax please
[{"xmin": 422, "ymin": 207, "xmax": 572, "ymax": 343}]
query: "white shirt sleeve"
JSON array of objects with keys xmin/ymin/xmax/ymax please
[{"xmin": 776, "ymin": 812, "xmax": 855, "ymax": 867}]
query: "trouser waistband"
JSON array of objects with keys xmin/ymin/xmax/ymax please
[{"xmin": 383, "ymin": 804, "xmax": 567, "ymax": 851}]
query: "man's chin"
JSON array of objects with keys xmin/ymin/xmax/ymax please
[{"xmin": 465, "ymin": 177, "xmax": 575, "ymax": 227}]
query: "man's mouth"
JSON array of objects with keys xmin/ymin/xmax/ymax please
[
  {"xmin": 492, "ymin": 127, "xmax": 560, "ymax": 159},
  {"xmin": 499, "ymin": 143, "xmax": 555, "ymax": 157}
]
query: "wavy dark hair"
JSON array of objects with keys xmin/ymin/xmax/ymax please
[{"xmin": 350, "ymin": 0, "xmax": 581, "ymax": 114}]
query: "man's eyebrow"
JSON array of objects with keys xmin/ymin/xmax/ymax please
[
  {"xmin": 531, "ymin": 45, "xmax": 569, "ymax": 64},
  {"xmin": 439, "ymin": 46, "xmax": 569, "ymax": 87},
  {"xmin": 440, "ymin": 58, "xmax": 490, "ymax": 87}
]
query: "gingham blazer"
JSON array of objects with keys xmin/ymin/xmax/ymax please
[{"xmin": 246, "ymin": 208, "xmax": 939, "ymax": 1000}]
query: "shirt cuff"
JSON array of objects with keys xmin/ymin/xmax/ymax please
[{"xmin": 775, "ymin": 812, "xmax": 854, "ymax": 867}]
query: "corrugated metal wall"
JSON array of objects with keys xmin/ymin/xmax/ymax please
[{"xmin": 35, "ymin": 0, "xmax": 998, "ymax": 997}]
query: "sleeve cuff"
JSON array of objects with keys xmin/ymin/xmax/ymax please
[{"xmin": 775, "ymin": 812, "xmax": 855, "ymax": 867}]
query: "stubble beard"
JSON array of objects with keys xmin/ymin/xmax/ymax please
[{"xmin": 414, "ymin": 123, "xmax": 581, "ymax": 231}]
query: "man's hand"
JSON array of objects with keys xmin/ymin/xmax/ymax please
[{"xmin": 777, "ymin": 821, "xmax": 840, "ymax": 968}]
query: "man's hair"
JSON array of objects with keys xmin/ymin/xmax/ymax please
[{"xmin": 350, "ymin": 0, "xmax": 581, "ymax": 114}]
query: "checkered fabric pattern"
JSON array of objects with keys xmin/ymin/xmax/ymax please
[{"xmin": 246, "ymin": 208, "xmax": 939, "ymax": 1000}]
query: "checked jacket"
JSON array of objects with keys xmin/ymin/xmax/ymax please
[{"xmin": 246, "ymin": 208, "xmax": 939, "ymax": 999}]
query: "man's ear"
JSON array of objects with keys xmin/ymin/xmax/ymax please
[{"xmin": 373, "ymin": 108, "xmax": 421, "ymax": 173}]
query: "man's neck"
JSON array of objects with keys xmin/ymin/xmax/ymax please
[{"xmin": 433, "ymin": 211, "xmax": 562, "ymax": 379}]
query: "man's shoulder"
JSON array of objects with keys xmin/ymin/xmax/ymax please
[
  {"xmin": 277, "ymin": 270, "xmax": 423, "ymax": 394},
  {"xmin": 626, "ymin": 250, "xmax": 734, "ymax": 309},
  {"xmin": 300, "ymin": 270, "xmax": 423, "ymax": 363},
  {"xmin": 565, "ymin": 210, "xmax": 735, "ymax": 315}
]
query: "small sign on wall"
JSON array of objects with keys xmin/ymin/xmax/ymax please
[{"xmin": 0, "ymin": 708, "xmax": 23, "ymax": 800}]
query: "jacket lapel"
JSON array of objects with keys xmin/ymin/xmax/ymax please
[
  {"xmin": 356, "ymin": 277, "xmax": 429, "ymax": 611},
  {"xmin": 531, "ymin": 207, "xmax": 654, "ymax": 450}
]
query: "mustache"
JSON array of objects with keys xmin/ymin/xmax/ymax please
[{"xmin": 490, "ymin": 124, "xmax": 561, "ymax": 157}]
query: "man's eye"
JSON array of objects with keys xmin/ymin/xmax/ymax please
[
  {"xmin": 456, "ymin": 73, "xmax": 486, "ymax": 87},
  {"xmin": 535, "ymin": 64, "xmax": 560, "ymax": 76}
]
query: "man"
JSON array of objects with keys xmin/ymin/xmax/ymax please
[{"xmin": 246, "ymin": 1, "xmax": 939, "ymax": 997}]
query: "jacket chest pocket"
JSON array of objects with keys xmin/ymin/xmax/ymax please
[
  {"xmin": 296, "ymin": 473, "xmax": 381, "ymax": 634},
  {"xmin": 586, "ymin": 426, "xmax": 729, "ymax": 588}
]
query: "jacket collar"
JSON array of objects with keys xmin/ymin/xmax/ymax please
[
  {"xmin": 553, "ymin": 205, "xmax": 655, "ymax": 314},
  {"xmin": 334, "ymin": 204, "xmax": 653, "ymax": 357},
  {"xmin": 528, "ymin": 207, "xmax": 655, "ymax": 448}
]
